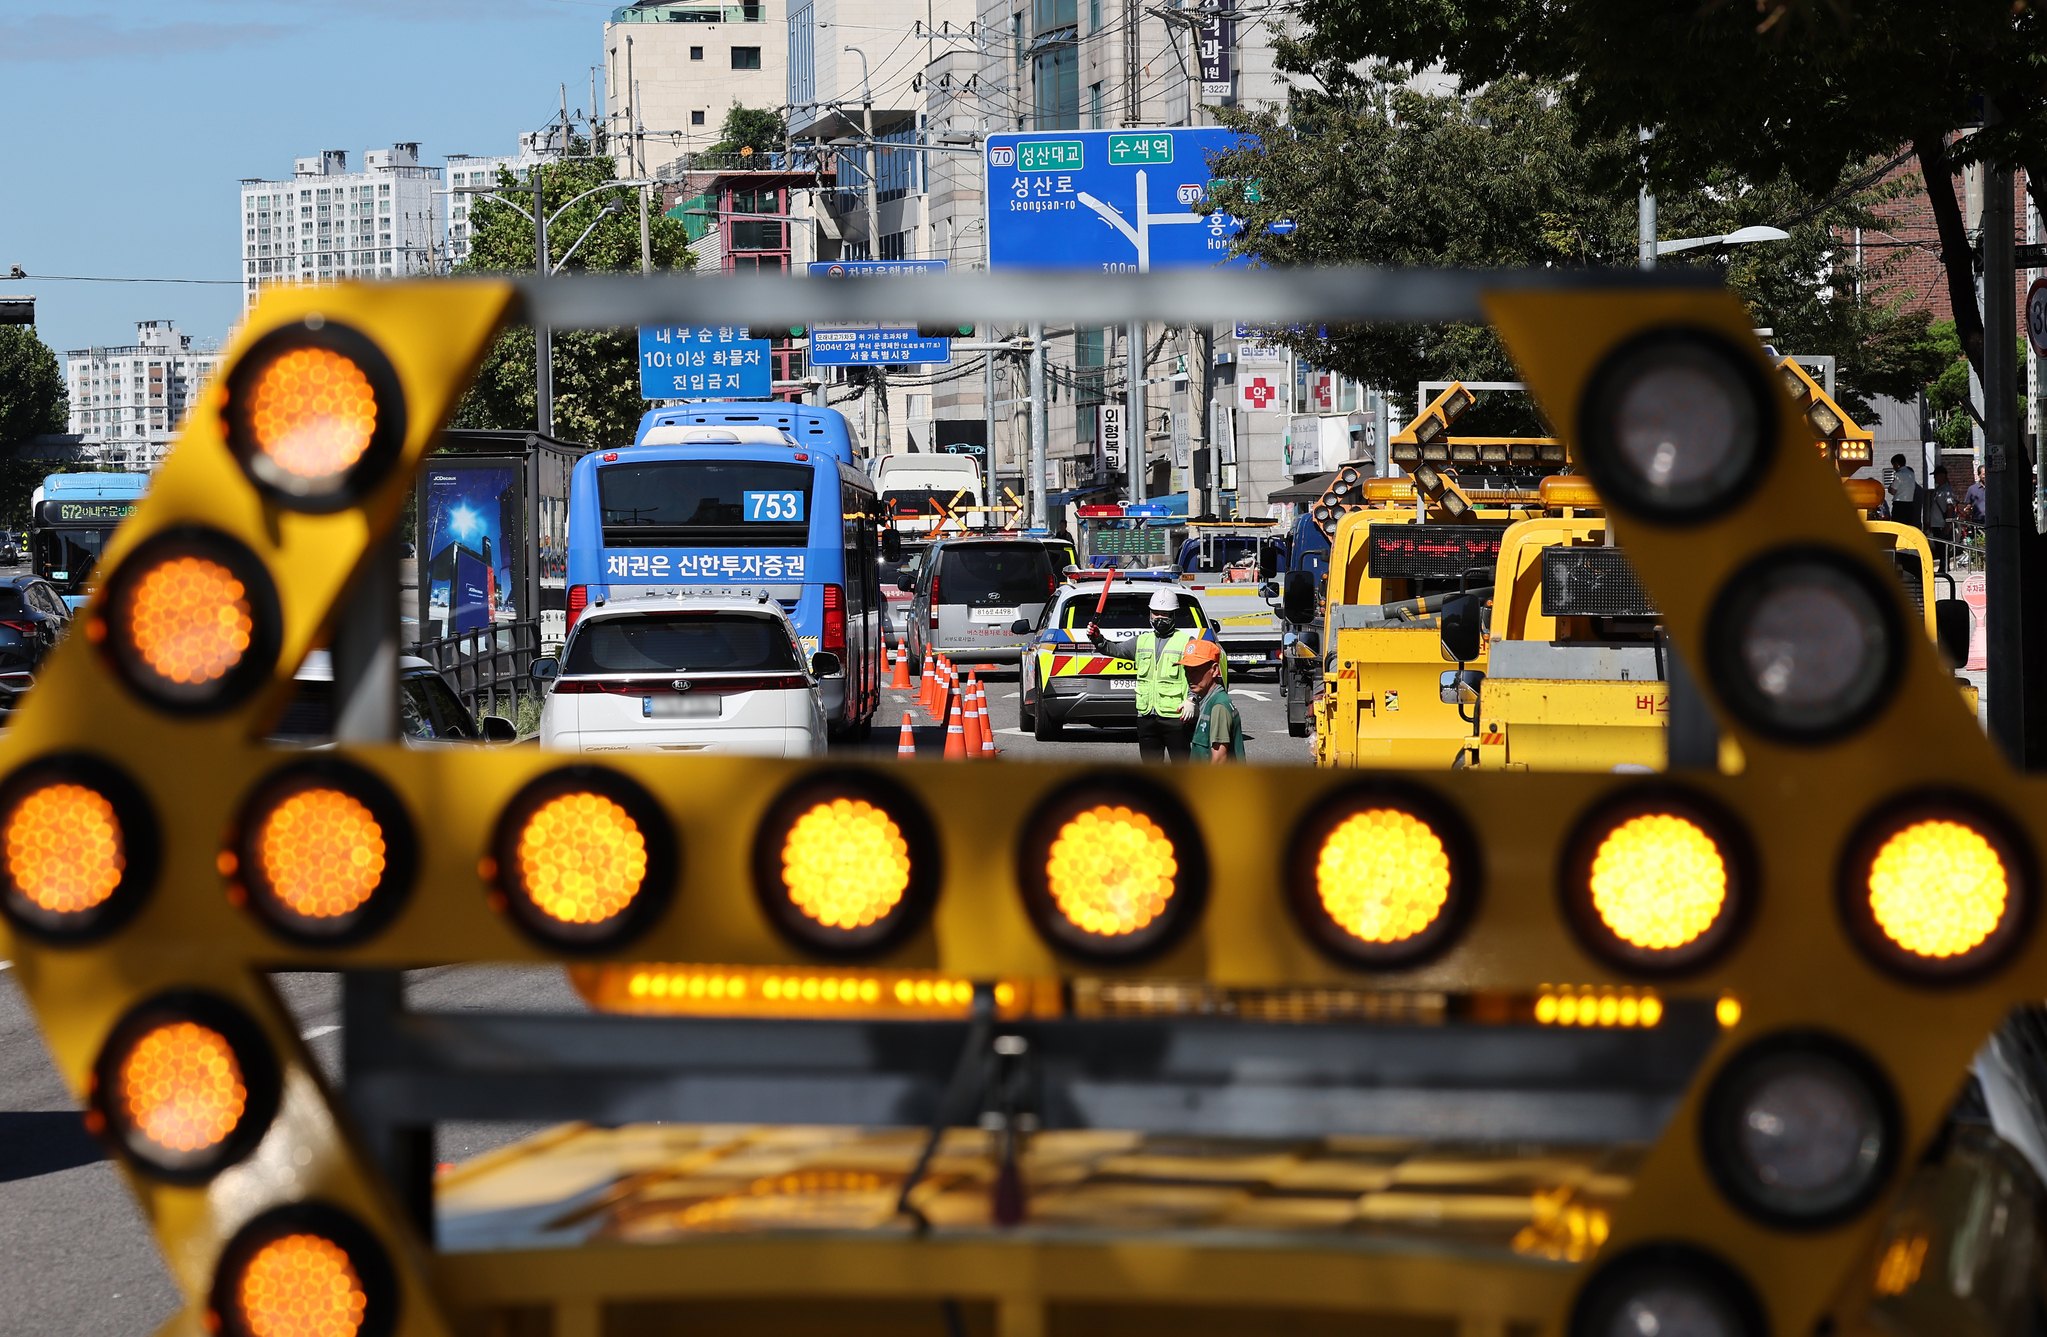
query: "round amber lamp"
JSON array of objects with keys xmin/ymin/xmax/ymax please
[
  {"xmin": 1867, "ymin": 819, "xmax": 2008, "ymax": 959},
  {"xmin": 1315, "ymin": 808, "xmax": 1451, "ymax": 944},
  {"xmin": 4, "ymin": 782, "xmax": 124, "ymax": 916},
  {"xmin": 257, "ymin": 788, "xmax": 386, "ymax": 921},
  {"xmin": 1589, "ymin": 813, "xmax": 1728, "ymax": 951},
  {"xmin": 1044, "ymin": 804, "xmax": 1177, "ymax": 937},
  {"xmin": 119, "ymin": 1020, "xmax": 248, "ymax": 1155},
  {"xmin": 236, "ymin": 1233, "xmax": 368, "ymax": 1337},
  {"xmin": 781, "ymin": 798, "xmax": 910, "ymax": 930},
  {"xmin": 516, "ymin": 792, "xmax": 648, "ymax": 925},
  {"xmin": 245, "ymin": 347, "xmax": 378, "ymax": 482},
  {"xmin": 125, "ymin": 556, "xmax": 254, "ymax": 687}
]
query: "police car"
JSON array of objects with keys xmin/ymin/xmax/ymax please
[{"xmin": 1015, "ymin": 574, "xmax": 1222, "ymax": 741}]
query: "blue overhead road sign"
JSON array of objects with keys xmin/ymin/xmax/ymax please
[
  {"xmin": 807, "ymin": 260, "xmax": 953, "ymax": 365},
  {"xmin": 985, "ymin": 128, "xmax": 1252, "ymax": 272},
  {"xmin": 637, "ymin": 325, "xmax": 773, "ymax": 400}
]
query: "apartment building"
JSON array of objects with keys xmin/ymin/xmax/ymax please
[
  {"xmin": 445, "ymin": 133, "xmax": 558, "ymax": 263},
  {"xmin": 605, "ymin": 0, "xmax": 785, "ymax": 175},
  {"xmin": 63, "ymin": 321, "xmax": 223, "ymax": 471},
  {"xmin": 237, "ymin": 145, "xmax": 446, "ymax": 309}
]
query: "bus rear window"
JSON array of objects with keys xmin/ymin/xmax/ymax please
[
  {"xmin": 566, "ymin": 614, "xmax": 802, "ymax": 674},
  {"xmin": 599, "ymin": 461, "xmax": 813, "ymax": 544},
  {"xmin": 885, "ymin": 488, "xmax": 978, "ymax": 515}
]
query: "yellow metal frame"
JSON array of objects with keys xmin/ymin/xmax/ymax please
[{"xmin": 3, "ymin": 277, "xmax": 2031, "ymax": 1337}]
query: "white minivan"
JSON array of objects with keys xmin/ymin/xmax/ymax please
[{"xmin": 532, "ymin": 595, "xmax": 833, "ymax": 756}]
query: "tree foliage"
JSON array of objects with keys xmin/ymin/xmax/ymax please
[
  {"xmin": 0, "ymin": 327, "xmax": 68, "ymax": 447},
  {"xmin": 711, "ymin": 105, "xmax": 786, "ymax": 156},
  {"xmin": 1203, "ymin": 76, "xmax": 1948, "ymax": 427},
  {"xmin": 1270, "ymin": 0, "xmax": 2047, "ymax": 377},
  {"xmin": 449, "ymin": 145, "xmax": 695, "ymax": 448}
]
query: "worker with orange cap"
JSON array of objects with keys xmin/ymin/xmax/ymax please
[{"xmin": 1181, "ymin": 638, "xmax": 1244, "ymax": 763}]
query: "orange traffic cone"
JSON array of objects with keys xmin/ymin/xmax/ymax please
[
  {"xmin": 943, "ymin": 696, "xmax": 968, "ymax": 759},
  {"xmin": 919, "ymin": 649, "xmax": 937, "ymax": 714},
  {"xmin": 889, "ymin": 643, "xmax": 911, "ymax": 690},
  {"xmin": 963, "ymin": 672, "xmax": 987, "ymax": 757},
  {"xmin": 896, "ymin": 711, "xmax": 917, "ymax": 758},
  {"xmin": 935, "ymin": 659, "xmax": 956, "ymax": 722},
  {"xmin": 976, "ymin": 681, "xmax": 999, "ymax": 759}
]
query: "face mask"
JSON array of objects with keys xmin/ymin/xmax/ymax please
[{"xmin": 1151, "ymin": 614, "xmax": 1176, "ymax": 636}]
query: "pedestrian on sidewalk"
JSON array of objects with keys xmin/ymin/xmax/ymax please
[
  {"xmin": 1887, "ymin": 454, "xmax": 1919, "ymax": 530},
  {"xmin": 1927, "ymin": 465, "xmax": 1956, "ymax": 572},
  {"xmin": 1182, "ymin": 639, "xmax": 1244, "ymax": 763},
  {"xmin": 1087, "ymin": 588, "xmax": 1198, "ymax": 762}
]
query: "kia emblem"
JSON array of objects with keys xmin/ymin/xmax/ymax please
[{"xmin": 672, "ymin": 679, "xmax": 691, "ymax": 692}]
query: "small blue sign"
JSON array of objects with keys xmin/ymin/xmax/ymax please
[
  {"xmin": 743, "ymin": 489, "xmax": 805, "ymax": 522},
  {"xmin": 637, "ymin": 325, "xmax": 773, "ymax": 400},
  {"xmin": 807, "ymin": 260, "xmax": 953, "ymax": 366},
  {"xmin": 1267, "ymin": 218, "xmax": 1298, "ymax": 236},
  {"xmin": 985, "ymin": 128, "xmax": 1254, "ymax": 273}
]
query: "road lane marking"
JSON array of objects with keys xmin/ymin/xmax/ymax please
[{"xmin": 301, "ymin": 1024, "xmax": 340, "ymax": 1040}]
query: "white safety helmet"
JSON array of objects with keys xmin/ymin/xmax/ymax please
[{"xmin": 1148, "ymin": 589, "xmax": 1179, "ymax": 612}]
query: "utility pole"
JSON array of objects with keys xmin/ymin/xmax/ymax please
[
  {"xmin": 1984, "ymin": 159, "xmax": 2037, "ymax": 766},
  {"xmin": 1029, "ymin": 322, "xmax": 1048, "ymax": 528},
  {"xmin": 984, "ymin": 324, "xmax": 998, "ymax": 513},
  {"xmin": 1126, "ymin": 321, "xmax": 1146, "ymax": 501},
  {"xmin": 1637, "ymin": 128, "xmax": 1655, "ymax": 271},
  {"xmin": 533, "ymin": 165, "xmax": 552, "ymax": 438}
]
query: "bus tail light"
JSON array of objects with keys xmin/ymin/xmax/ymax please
[
  {"xmin": 567, "ymin": 585, "xmax": 588, "ymax": 630},
  {"xmin": 823, "ymin": 583, "xmax": 846, "ymax": 653}
]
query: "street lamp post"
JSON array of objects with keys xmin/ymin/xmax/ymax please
[{"xmin": 455, "ymin": 172, "xmax": 652, "ymax": 436}]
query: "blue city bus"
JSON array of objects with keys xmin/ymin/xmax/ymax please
[
  {"xmin": 30, "ymin": 472, "xmax": 150, "ymax": 609},
  {"xmin": 633, "ymin": 403, "xmax": 861, "ymax": 465},
  {"xmin": 566, "ymin": 432, "xmax": 885, "ymax": 737}
]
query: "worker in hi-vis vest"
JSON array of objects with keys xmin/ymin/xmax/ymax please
[{"xmin": 1087, "ymin": 588, "xmax": 1200, "ymax": 762}]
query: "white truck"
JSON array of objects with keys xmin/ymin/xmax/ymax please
[{"xmin": 873, "ymin": 452, "xmax": 987, "ymax": 536}]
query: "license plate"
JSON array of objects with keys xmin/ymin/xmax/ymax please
[
  {"xmin": 969, "ymin": 607, "xmax": 1020, "ymax": 624},
  {"xmin": 644, "ymin": 696, "xmax": 721, "ymax": 720},
  {"xmin": 1108, "ymin": 680, "xmax": 1137, "ymax": 691}
]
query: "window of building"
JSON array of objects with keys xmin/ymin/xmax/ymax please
[
  {"xmin": 1088, "ymin": 0, "xmax": 1100, "ymax": 29},
  {"xmin": 731, "ymin": 219, "xmax": 785, "ymax": 249},
  {"xmin": 1034, "ymin": 46, "xmax": 1079, "ymax": 128},
  {"xmin": 879, "ymin": 231, "xmax": 908, "ymax": 261},
  {"xmin": 731, "ymin": 46, "xmax": 761, "ymax": 68},
  {"xmin": 1012, "ymin": 11, "xmax": 1024, "ymax": 66},
  {"xmin": 691, "ymin": 45, "xmax": 704, "ymax": 59},
  {"xmin": 1089, "ymin": 82, "xmax": 1104, "ymax": 127},
  {"xmin": 1034, "ymin": 0, "xmax": 1076, "ymax": 30},
  {"xmin": 693, "ymin": 110, "xmax": 707, "ymax": 125}
]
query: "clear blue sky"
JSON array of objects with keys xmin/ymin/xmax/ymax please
[{"xmin": 0, "ymin": 0, "xmax": 614, "ymax": 363}]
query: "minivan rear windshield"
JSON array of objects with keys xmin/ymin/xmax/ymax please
[
  {"xmin": 566, "ymin": 614, "xmax": 802, "ymax": 674},
  {"xmin": 938, "ymin": 544, "xmax": 1054, "ymax": 606},
  {"xmin": 599, "ymin": 460, "xmax": 813, "ymax": 545}
]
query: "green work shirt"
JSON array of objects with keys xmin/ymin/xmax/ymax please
[{"xmin": 1190, "ymin": 685, "xmax": 1246, "ymax": 760}]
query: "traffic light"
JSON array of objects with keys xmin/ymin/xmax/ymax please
[
  {"xmin": 915, "ymin": 321, "xmax": 974, "ymax": 339},
  {"xmin": 2, "ymin": 270, "xmax": 2036, "ymax": 1337}
]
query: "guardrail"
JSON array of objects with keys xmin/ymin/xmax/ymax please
[{"xmin": 409, "ymin": 619, "xmax": 541, "ymax": 724}]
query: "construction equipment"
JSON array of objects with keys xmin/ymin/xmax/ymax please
[{"xmin": 6, "ymin": 268, "xmax": 2041, "ymax": 1337}]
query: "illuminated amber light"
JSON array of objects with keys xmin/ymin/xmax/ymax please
[
  {"xmin": 1874, "ymin": 1233, "xmax": 1929, "ymax": 1297},
  {"xmin": 246, "ymin": 347, "xmax": 377, "ymax": 481},
  {"xmin": 1045, "ymin": 805, "xmax": 1177, "ymax": 936},
  {"xmin": 781, "ymin": 799, "xmax": 910, "ymax": 929},
  {"xmin": 257, "ymin": 789, "xmax": 385, "ymax": 919},
  {"xmin": 1314, "ymin": 809, "xmax": 1451, "ymax": 943},
  {"xmin": 1868, "ymin": 820, "xmax": 2008, "ymax": 958},
  {"xmin": 237, "ymin": 1233, "xmax": 368, "ymax": 1337},
  {"xmin": 516, "ymin": 792, "xmax": 647, "ymax": 924},
  {"xmin": 4, "ymin": 783, "xmax": 124, "ymax": 914},
  {"xmin": 1588, "ymin": 813, "xmax": 1727, "ymax": 949},
  {"xmin": 118, "ymin": 1021, "xmax": 246, "ymax": 1153},
  {"xmin": 1716, "ymin": 994, "xmax": 1743, "ymax": 1028},
  {"xmin": 125, "ymin": 557, "xmax": 254, "ymax": 686},
  {"xmin": 1536, "ymin": 987, "xmax": 1661, "ymax": 1028}
]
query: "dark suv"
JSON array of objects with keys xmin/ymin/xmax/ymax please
[{"xmin": 0, "ymin": 576, "xmax": 71, "ymax": 710}]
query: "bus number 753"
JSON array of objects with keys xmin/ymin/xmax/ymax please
[{"xmin": 744, "ymin": 490, "xmax": 805, "ymax": 522}]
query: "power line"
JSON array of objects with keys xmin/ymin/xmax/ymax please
[{"xmin": 2, "ymin": 273, "xmax": 241, "ymax": 286}]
